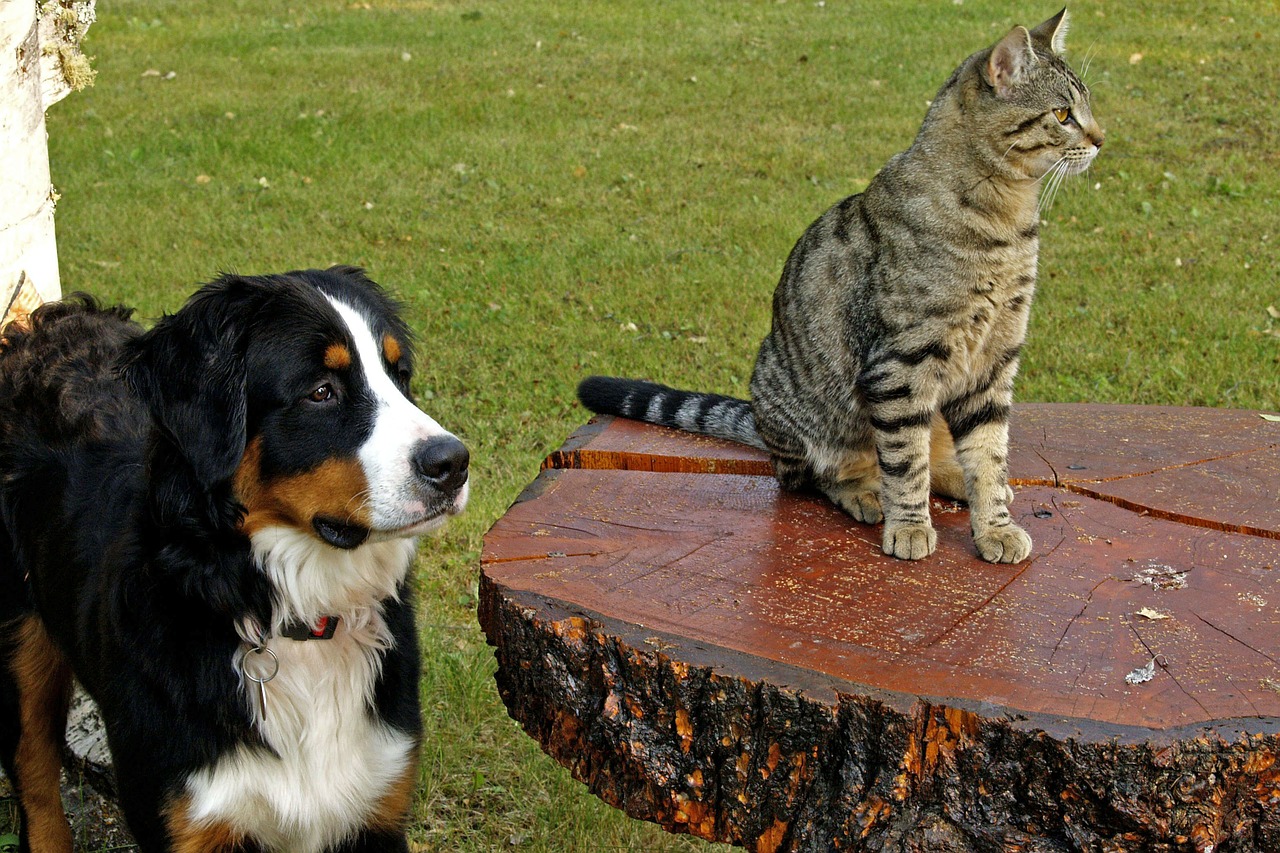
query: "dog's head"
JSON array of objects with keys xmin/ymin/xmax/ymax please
[{"xmin": 122, "ymin": 266, "xmax": 469, "ymax": 551}]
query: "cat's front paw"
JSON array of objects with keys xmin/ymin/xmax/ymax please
[
  {"xmin": 974, "ymin": 524, "xmax": 1032, "ymax": 564},
  {"xmin": 883, "ymin": 523, "xmax": 937, "ymax": 560}
]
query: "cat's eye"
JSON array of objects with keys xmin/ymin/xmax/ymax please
[{"xmin": 1053, "ymin": 107, "xmax": 1071, "ymax": 124}]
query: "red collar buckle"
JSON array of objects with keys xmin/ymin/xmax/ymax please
[{"xmin": 280, "ymin": 615, "xmax": 339, "ymax": 641}]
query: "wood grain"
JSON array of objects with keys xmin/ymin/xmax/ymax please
[{"xmin": 481, "ymin": 406, "xmax": 1280, "ymax": 851}]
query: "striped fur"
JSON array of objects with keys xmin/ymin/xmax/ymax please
[
  {"xmin": 579, "ymin": 9, "xmax": 1102, "ymax": 563},
  {"xmin": 576, "ymin": 376, "xmax": 765, "ymax": 450}
]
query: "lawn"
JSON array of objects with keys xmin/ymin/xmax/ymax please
[{"xmin": 16, "ymin": 0, "xmax": 1280, "ymax": 849}]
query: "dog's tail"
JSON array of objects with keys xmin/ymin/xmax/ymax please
[{"xmin": 576, "ymin": 375, "xmax": 766, "ymax": 450}]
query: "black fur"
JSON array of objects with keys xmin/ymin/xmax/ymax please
[
  {"xmin": 0, "ymin": 267, "xmax": 454, "ymax": 852},
  {"xmin": 577, "ymin": 375, "xmax": 765, "ymax": 450}
]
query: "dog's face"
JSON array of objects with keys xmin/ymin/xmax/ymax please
[
  {"xmin": 124, "ymin": 267, "xmax": 469, "ymax": 551},
  {"xmin": 234, "ymin": 273, "xmax": 470, "ymax": 550}
]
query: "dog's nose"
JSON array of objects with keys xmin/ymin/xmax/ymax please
[{"xmin": 412, "ymin": 435, "xmax": 469, "ymax": 493}]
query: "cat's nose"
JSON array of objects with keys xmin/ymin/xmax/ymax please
[{"xmin": 1089, "ymin": 131, "xmax": 1105, "ymax": 150}]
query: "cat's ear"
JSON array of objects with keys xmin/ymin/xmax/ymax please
[
  {"xmin": 1028, "ymin": 7, "xmax": 1070, "ymax": 56},
  {"xmin": 985, "ymin": 26, "xmax": 1036, "ymax": 99}
]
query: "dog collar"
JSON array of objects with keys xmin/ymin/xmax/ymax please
[{"xmin": 279, "ymin": 615, "xmax": 339, "ymax": 641}]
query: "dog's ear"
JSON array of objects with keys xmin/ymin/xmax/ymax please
[{"xmin": 121, "ymin": 275, "xmax": 267, "ymax": 487}]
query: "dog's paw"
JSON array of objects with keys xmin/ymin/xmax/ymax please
[
  {"xmin": 974, "ymin": 524, "xmax": 1032, "ymax": 564},
  {"xmin": 883, "ymin": 522, "xmax": 937, "ymax": 560}
]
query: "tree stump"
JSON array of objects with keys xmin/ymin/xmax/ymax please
[{"xmin": 479, "ymin": 405, "xmax": 1280, "ymax": 852}]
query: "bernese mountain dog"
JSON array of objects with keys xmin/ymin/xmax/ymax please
[{"xmin": 0, "ymin": 267, "xmax": 469, "ymax": 852}]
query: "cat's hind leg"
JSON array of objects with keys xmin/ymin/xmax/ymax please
[
  {"xmin": 819, "ymin": 448, "xmax": 883, "ymax": 525},
  {"xmin": 928, "ymin": 414, "xmax": 968, "ymax": 502},
  {"xmin": 771, "ymin": 444, "xmax": 884, "ymax": 524}
]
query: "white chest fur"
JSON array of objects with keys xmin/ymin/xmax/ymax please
[
  {"xmin": 185, "ymin": 615, "xmax": 414, "ymax": 852},
  {"xmin": 182, "ymin": 529, "xmax": 419, "ymax": 852}
]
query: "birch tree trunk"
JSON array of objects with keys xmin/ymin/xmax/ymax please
[{"xmin": 1, "ymin": 0, "xmax": 95, "ymax": 329}]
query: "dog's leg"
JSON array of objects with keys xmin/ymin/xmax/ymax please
[
  {"xmin": 1, "ymin": 615, "xmax": 74, "ymax": 853},
  {"xmin": 161, "ymin": 796, "xmax": 249, "ymax": 853},
  {"xmin": 332, "ymin": 752, "xmax": 418, "ymax": 852}
]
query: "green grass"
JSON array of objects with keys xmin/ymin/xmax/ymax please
[{"xmin": 11, "ymin": 0, "xmax": 1280, "ymax": 849}]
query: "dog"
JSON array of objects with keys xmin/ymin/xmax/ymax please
[{"xmin": 0, "ymin": 266, "xmax": 469, "ymax": 852}]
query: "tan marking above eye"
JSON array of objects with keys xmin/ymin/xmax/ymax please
[
  {"xmin": 382, "ymin": 334, "xmax": 402, "ymax": 366},
  {"xmin": 324, "ymin": 342, "xmax": 352, "ymax": 371},
  {"xmin": 1053, "ymin": 107, "xmax": 1071, "ymax": 124}
]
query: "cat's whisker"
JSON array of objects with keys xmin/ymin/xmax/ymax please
[
  {"xmin": 1033, "ymin": 157, "xmax": 1067, "ymax": 187},
  {"xmin": 1052, "ymin": 163, "xmax": 1076, "ymax": 209},
  {"xmin": 1036, "ymin": 159, "xmax": 1070, "ymax": 215},
  {"xmin": 1047, "ymin": 165, "xmax": 1071, "ymax": 214},
  {"xmin": 1001, "ymin": 142, "xmax": 1032, "ymax": 182},
  {"xmin": 1079, "ymin": 39, "xmax": 1100, "ymax": 82},
  {"xmin": 1052, "ymin": 174, "xmax": 1068, "ymax": 212}
]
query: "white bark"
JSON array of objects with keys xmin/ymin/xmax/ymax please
[
  {"xmin": 1, "ymin": 0, "xmax": 96, "ymax": 327},
  {"xmin": 66, "ymin": 686, "xmax": 115, "ymax": 794}
]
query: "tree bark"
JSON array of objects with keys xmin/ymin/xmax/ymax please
[
  {"xmin": 1, "ymin": 0, "xmax": 95, "ymax": 329},
  {"xmin": 481, "ymin": 583, "xmax": 1280, "ymax": 853},
  {"xmin": 64, "ymin": 688, "xmax": 114, "ymax": 796},
  {"xmin": 481, "ymin": 409, "xmax": 1280, "ymax": 852}
]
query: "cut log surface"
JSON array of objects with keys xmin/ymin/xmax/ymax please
[{"xmin": 479, "ymin": 405, "xmax": 1280, "ymax": 852}]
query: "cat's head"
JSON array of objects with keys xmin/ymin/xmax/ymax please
[{"xmin": 955, "ymin": 8, "xmax": 1105, "ymax": 182}]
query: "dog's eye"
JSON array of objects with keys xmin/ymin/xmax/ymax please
[{"xmin": 308, "ymin": 384, "xmax": 336, "ymax": 404}]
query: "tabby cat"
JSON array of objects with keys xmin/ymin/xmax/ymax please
[{"xmin": 578, "ymin": 8, "xmax": 1103, "ymax": 563}]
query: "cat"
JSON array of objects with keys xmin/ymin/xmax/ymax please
[{"xmin": 577, "ymin": 8, "xmax": 1103, "ymax": 563}]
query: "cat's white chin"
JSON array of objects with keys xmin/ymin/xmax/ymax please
[
  {"xmin": 1029, "ymin": 150, "xmax": 1097, "ymax": 181},
  {"xmin": 1062, "ymin": 153, "xmax": 1099, "ymax": 176}
]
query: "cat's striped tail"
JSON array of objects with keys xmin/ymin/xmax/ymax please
[{"xmin": 576, "ymin": 376, "xmax": 767, "ymax": 450}]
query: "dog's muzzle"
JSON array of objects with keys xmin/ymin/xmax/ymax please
[{"xmin": 412, "ymin": 434, "xmax": 470, "ymax": 497}]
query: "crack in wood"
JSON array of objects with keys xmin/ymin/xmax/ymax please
[
  {"xmin": 1056, "ymin": 482, "xmax": 1280, "ymax": 541},
  {"xmin": 480, "ymin": 549, "xmax": 605, "ymax": 566},
  {"xmin": 1193, "ymin": 612, "xmax": 1279, "ymax": 666},
  {"xmin": 922, "ymin": 550, "xmax": 1039, "ymax": 651},
  {"xmin": 1049, "ymin": 560, "xmax": 1108, "ymax": 667},
  {"xmin": 1030, "ymin": 446, "xmax": 1061, "ymax": 487},
  {"xmin": 1126, "ymin": 620, "xmax": 1213, "ymax": 719},
  {"xmin": 1053, "ymin": 441, "xmax": 1276, "ymax": 486}
]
